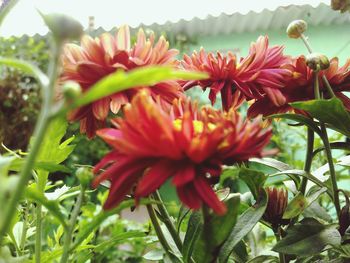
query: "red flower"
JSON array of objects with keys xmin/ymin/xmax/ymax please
[
  {"xmin": 92, "ymin": 91, "xmax": 272, "ymax": 214},
  {"xmin": 248, "ymin": 56, "xmax": 350, "ymax": 118},
  {"xmin": 61, "ymin": 25, "xmax": 183, "ymax": 138},
  {"xmin": 181, "ymin": 36, "xmax": 292, "ymax": 111}
]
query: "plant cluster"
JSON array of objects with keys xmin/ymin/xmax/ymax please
[{"xmin": 2, "ymin": 2, "xmax": 350, "ymax": 263}]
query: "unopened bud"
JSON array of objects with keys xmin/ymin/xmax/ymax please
[
  {"xmin": 331, "ymin": 0, "xmax": 350, "ymax": 13},
  {"xmin": 40, "ymin": 12, "xmax": 83, "ymax": 42},
  {"xmin": 306, "ymin": 53, "xmax": 330, "ymax": 71},
  {"xmin": 62, "ymin": 81, "xmax": 82, "ymax": 100},
  {"xmin": 76, "ymin": 167, "xmax": 93, "ymax": 188},
  {"xmin": 339, "ymin": 194, "xmax": 350, "ymax": 236},
  {"xmin": 286, "ymin": 20, "xmax": 307, "ymax": 39},
  {"xmin": 263, "ymin": 187, "xmax": 289, "ymax": 227}
]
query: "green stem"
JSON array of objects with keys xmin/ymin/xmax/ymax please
[
  {"xmin": 300, "ymin": 34, "xmax": 313, "ymax": 53},
  {"xmin": 146, "ymin": 203, "xmax": 174, "ymax": 259},
  {"xmin": 152, "ymin": 191, "xmax": 183, "ymax": 252},
  {"xmin": 35, "ymin": 204, "xmax": 42, "ymax": 263},
  {"xmin": 313, "ymin": 66, "xmax": 341, "ymax": 218},
  {"xmin": 60, "ymin": 187, "xmax": 85, "ymax": 263},
  {"xmin": 320, "ymin": 123, "xmax": 341, "ymax": 218},
  {"xmin": 300, "ymin": 128, "xmax": 314, "ymax": 194},
  {"xmin": 19, "ymin": 204, "xmax": 28, "ymax": 253},
  {"xmin": 321, "ymin": 75, "xmax": 336, "ymax": 98},
  {"xmin": 0, "ymin": 42, "xmax": 61, "ymax": 243},
  {"xmin": 314, "ymin": 71, "xmax": 320, "ymax": 100},
  {"xmin": 274, "ymin": 228, "xmax": 286, "ymax": 263}
]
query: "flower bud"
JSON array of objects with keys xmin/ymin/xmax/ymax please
[
  {"xmin": 286, "ymin": 20, "xmax": 307, "ymax": 39},
  {"xmin": 339, "ymin": 196, "xmax": 350, "ymax": 236},
  {"xmin": 76, "ymin": 167, "xmax": 93, "ymax": 188},
  {"xmin": 331, "ymin": 0, "xmax": 350, "ymax": 13},
  {"xmin": 62, "ymin": 81, "xmax": 82, "ymax": 101},
  {"xmin": 263, "ymin": 187, "xmax": 289, "ymax": 227},
  {"xmin": 306, "ymin": 53, "xmax": 330, "ymax": 71},
  {"xmin": 40, "ymin": 13, "xmax": 83, "ymax": 42}
]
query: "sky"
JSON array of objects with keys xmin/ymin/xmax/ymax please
[{"xmin": 0, "ymin": 0, "xmax": 329, "ymax": 37}]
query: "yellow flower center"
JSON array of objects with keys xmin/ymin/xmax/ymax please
[{"xmin": 173, "ymin": 119, "xmax": 215, "ymax": 134}]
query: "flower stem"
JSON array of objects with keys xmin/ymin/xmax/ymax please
[
  {"xmin": 313, "ymin": 68, "xmax": 341, "ymax": 218},
  {"xmin": 35, "ymin": 204, "xmax": 42, "ymax": 263},
  {"xmin": 152, "ymin": 191, "xmax": 183, "ymax": 252},
  {"xmin": 299, "ymin": 128, "xmax": 314, "ymax": 194},
  {"xmin": 321, "ymin": 75, "xmax": 336, "ymax": 98},
  {"xmin": 274, "ymin": 228, "xmax": 286, "ymax": 263},
  {"xmin": 0, "ymin": 43, "xmax": 61, "ymax": 244},
  {"xmin": 19, "ymin": 204, "xmax": 28, "ymax": 254},
  {"xmin": 300, "ymin": 34, "xmax": 313, "ymax": 53},
  {"xmin": 320, "ymin": 123, "xmax": 341, "ymax": 218},
  {"xmin": 146, "ymin": 203, "xmax": 175, "ymax": 259},
  {"xmin": 60, "ymin": 187, "xmax": 85, "ymax": 263}
]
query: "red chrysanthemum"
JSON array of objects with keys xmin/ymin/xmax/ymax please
[
  {"xmin": 61, "ymin": 25, "xmax": 184, "ymax": 138},
  {"xmin": 92, "ymin": 91, "xmax": 272, "ymax": 215},
  {"xmin": 180, "ymin": 36, "xmax": 292, "ymax": 111},
  {"xmin": 248, "ymin": 56, "xmax": 350, "ymax": 118}
]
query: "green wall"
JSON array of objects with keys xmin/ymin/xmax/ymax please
[{"xmin": 189, "ymin": 24, "xmax": 350, "ymax": 64}]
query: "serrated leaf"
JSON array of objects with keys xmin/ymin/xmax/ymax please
[
  {"xmin": 273, "ymin": 218, "xmax": 341, "ymax": 256},
  {"xmin": 71, "ymin": 199, "xmax": 155, "ymax": 252},
  {"xmin": 25, "ymin": 185, "xmax": 67, "ymax": 229},
  {"xmin": 291, "ymin": 98, "xmax": 350, "ymax": 137},
  {"xmin": 35, "ymin": 117, "xmax": 75, "ymax": 191},
  {"xmin": 218, "ymin": 190, "xmax": 268, "ymax": 263}
]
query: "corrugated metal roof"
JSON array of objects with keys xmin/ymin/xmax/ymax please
[{"xmin": 125, "ymin": 3, "xmax": 350, "ymax": 36}]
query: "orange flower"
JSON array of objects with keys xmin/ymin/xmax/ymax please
[
  {"xmin": 181, "ymin": 36, "xmax": 292, "ymax": 111},
  {"xmin": 248, "ymin": 56, "xmax": 350, "ymax": 118},
  {"xmin": 61, "ymin": 25, "xmax": 183, "ymax": 138},
  {"xmin": 92, "ymin": 91, "xmax": 272, "ymax": 214}
]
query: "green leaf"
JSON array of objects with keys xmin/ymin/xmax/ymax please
[
  {"xmin": 238, "ymin": 168, "xmax": 267, "ymax": 200},
  {"xmin": 270, "ymin": 170, "xmax": 332, "ymax": 197},
  {"xmin": 192, "ymin": 195, "xmax": 240, "ymax": 263},
  {"xmin": 0, "ymin": 0, "xmax": 19, "ymax": 28},
  {"xmin": 143, "ymin": 249, "xmax": 164, "ymax": 261},
  {"xmin": 182, "ymin": 211, "xmax": 202, "ymax": 263},
  {"xmin": 218, "ymin": 190, "xmax": 268, "ymax": 263},
  {"xmin": 9, "ymin": 159, "xmax": 71, "ymax": 174},
  {"xmin": 246, "ymin": 255, "xmax": 279, "ymax": 263},
  {"xmin": 291, "ymin": 98, "xmax": 350, "ymax": 137},
  {"xmin": 267, "ymin": 113, "xmax": 322, "ymax": 137},
  {"xmin": 35, "ymin": 117, "xmax": 75, "ymax": 190},
  {"xmin": 70, "ymin": 199, "xmax": 155, "ymax": 252},
  {"xmin": 0, "ymin": 155, "xmax": 16, "ymax": 177},
  {"xmin": 273, "ymin": 218, "xmax": 341, "ymax": 256},
  {"xmin": 73, "ymin": 66, "xmax": 208, "ymax": 108},
  {"xmin": 283, "ymin": 193, "xmax": 307, "ymax": 219},
  {"xmin": 94, "ymin": 231, "xmax": 146, "ymax": 253},
  {"xmin": 25, "ymin": 185, "xmax": 67, "ymax": 229},
  {"xmin": 312, "ymin": 142, "xmax": 350, "ymax": 158},
  {"xmin": 229, "ymin": 241, "xmax": 248, "ymax": 263},
  {"xmin": 0, "ymin": 57, "xmax": 49, "ymax": 87},
  {"xmin": 249, "ymin": 158, "xmax": 291, "ymax": 172},
  {"xmin": 303, "ymin": 202, "xmax": 332, "ymax": 222},
  {"xmin": 176, "ymin": 205, "xmax": 190, "ymax": 232}
]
